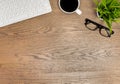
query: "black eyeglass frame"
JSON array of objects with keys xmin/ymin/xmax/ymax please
[{"xmin": 84, "ymin": 18, "xmax": 114, "ymax": 37}]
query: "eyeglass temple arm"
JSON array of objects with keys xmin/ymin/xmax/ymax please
[{"xmin": 85, "ymin": 18, "xmax": 109, "ymax": 29}]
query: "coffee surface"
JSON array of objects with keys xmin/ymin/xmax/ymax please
[{"xmin": 60, "ymin": 0, "xmax": 78, "ymax": 12}]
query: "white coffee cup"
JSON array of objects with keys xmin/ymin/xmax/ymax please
[{"xmin": 58, "ymin": 0, "xmax": 82, "ymax": 15}]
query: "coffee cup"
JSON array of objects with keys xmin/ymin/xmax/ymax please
[{"xmin": 58, "ymin": 0, "xmax": 82, "ymax": 15}]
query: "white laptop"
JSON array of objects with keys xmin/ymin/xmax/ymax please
[{"xmin": 0, "ymin": 0, "xmax": 52, "ymax": 27}]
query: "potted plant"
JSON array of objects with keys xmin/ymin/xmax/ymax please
[{"xmin": 94, "ymin": 0, "xmax": 120, "ymax": 33}]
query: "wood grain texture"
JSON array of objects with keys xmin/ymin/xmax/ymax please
[{"xmin": 0, "ymin": 0, "xmax": 120, "ymax": 84}]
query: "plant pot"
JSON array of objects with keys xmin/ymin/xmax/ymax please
[{"xmin": 96, "ymin": 12, "xmax": 103, "ymax": 20}]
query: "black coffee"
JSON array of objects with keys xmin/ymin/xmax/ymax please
[{"xmin": 60, "ymin": 0, "xmax": 78, "ymax": 12}]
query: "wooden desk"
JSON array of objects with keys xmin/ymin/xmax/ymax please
[{"xmin": 0, "ymin": 0, "xmax": 120, "ymax": 84}]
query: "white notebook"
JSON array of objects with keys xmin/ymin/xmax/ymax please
[{"xmin": 0, "ymin": 0, "xmax": 52, "ymax": 27}]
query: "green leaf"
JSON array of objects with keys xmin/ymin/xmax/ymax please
[
  {"xmin": 114, "ymin": 19, "xmax": 120, "ymax": 23},
  {"xmin": 93, "ymin": 0, "xmax": 99, "ymax": 6}
]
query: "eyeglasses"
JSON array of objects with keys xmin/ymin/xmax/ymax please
[{"xmin": 84, "ymin": 18, "xmax": 114, "ymax": 37}]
